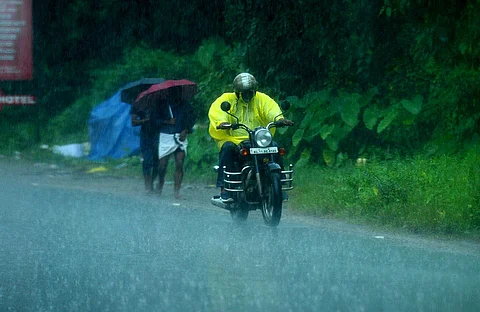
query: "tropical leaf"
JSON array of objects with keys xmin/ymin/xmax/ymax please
[
  {"xmin": 303, "ymin": 126, "xmax": 323, "ymax": 142},
  {"xmin": 377, "ymin": 108, "xmax": 398, "ymax": 133},
  {"xmin": 332, "ymin": 124, "xmax": 349, "ymax": 140},
  {"xmin": 303, "ymin": 91, "xmax": 328, "ymax": 105},
  {"xmin": 320, "ymin": 124, "xmax": 335, "ymax": 140},
  {"xmin": 340, "ymin": 94, "xmax": 360, "ymax": 127},
  {"xmin": 276, "ymin": 126, "xmax": 288, "ymax": 135},
  {"xmin": 303, "ymin": 106, "xmax": 334, "ymax": 138},
  {"xmin": 295, "ymin": 149, "xmax": 311, "ymax": 168},
  {"xmin": 401, "ymin": 95, "xmax": 423, "ymax": 115},
  {"xmin": 299, "ymin": 110, "xmax": 315, "ymax": 129},
  {"xmin": 285, "ymin": 95, "xmax": 301, "ymax": 108},
  {"xmin": 363, "ymin": 106, "xmax": 378, "ymax": 130},
  {"xmin": 325, "ymin": 136, "xmax": 339, "ymax": 151},
  {"xmin": 292, "ymin": 95, "xmax": 309, "ymax": 108},
  {"xmin": 309, "ymin": 90, "xmax": 330, "ymax": 108},
  {"xmin": 330, "ymin": 97, "xmax": 343, "ymax": 114},
  {"xmin": 322, "ymin": 149, "xmax": 336, "ymax": 167},
  {"xmin": 292, "ymin": 129, "xmax": 305, "ymax": 147},
  {"xmin": 310, "ymin": 104, "xmax": 336, "ymax": 124}
]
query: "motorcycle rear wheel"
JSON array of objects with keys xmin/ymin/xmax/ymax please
[{"xmin": 261, "ymin": 171, "xmax": 282, "ymax": 227}]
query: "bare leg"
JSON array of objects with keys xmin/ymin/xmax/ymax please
[
  {"xmin": 144, "ymin": 173, "xmax": 153, "ymax": 193},
  {"xmin": 152, "ymin": 143, "xmax": 159, "ymax": 189},
  {"xmin": 157, "ymin": 155, "xmax": 169, "ymax": 196},
  {"xmin": 174, "ymin": 149, "xmax": 186, "ymax": 199}
]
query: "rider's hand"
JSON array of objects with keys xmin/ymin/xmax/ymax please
[
  {"xmin": 217, "ymin": 122, "xmax": 231, "ymax": 130},
  {"xmin": 277, "ymin": 118, "xmax": 294, "ymax": 126}
]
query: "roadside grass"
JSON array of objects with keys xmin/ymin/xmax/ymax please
[
  {"xmin": 2, "ymin": 146, "xmax": 479, "ymax": 240},
  {"xmin": 291, "ymin": 149, "xmax": 480, "ymax": 239}
]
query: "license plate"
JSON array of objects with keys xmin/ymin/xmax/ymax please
[{"xmin": 250, "ymin": 147, "xmax": 278, "ymax": 154}]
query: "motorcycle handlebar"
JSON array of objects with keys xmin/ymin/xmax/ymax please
[
  {"xmin": 217, "ymin": 122, "xmax": 293, "ymax": 131},
  {"xmin": 216, "ymin": 123, "xmax": 241, "ymax": 130}
]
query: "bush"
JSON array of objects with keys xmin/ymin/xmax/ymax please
[{"xmin": 292, "ymin": 148, "xmax": 480, "ymax": 235}]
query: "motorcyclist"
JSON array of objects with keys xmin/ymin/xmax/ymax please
[{"xmin": 208, "ymin": 73, "xmax": 293, "ymax": 203}]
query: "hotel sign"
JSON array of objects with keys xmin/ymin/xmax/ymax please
[{"xmin": 0, "ymin": 89, "xmax": 35, "ymax": 110}]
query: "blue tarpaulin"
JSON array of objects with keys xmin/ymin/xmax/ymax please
[{"xmin": 88, "ymin": 91, "xmax": 140, "ymax": 160}]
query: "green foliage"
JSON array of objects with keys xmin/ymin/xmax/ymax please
[
  {"xmin": 0, "ymin": 120, "xmax": 37, "ymax": 152},
  {"xmin": 377, "ymin": 105, "xmax": 398, "ymax": 134},
  {"xmin": 283, "ymin": 87, "xmax": 426, "ymax": 166},
  {"xmin": 400, "ymin": 95, "xmax": 422, "ymax": 115},
  {"xmin": 184, "ymin": 125, "xmax": 218, "ymax": 171},
  {"xmin": 320, "ymin": 124, "xmax": 335, "ymax": 140},
  {"xmin": 363, "ymin": 106, "xmax": 379, "ymax": 130},
  {"xmin": 340, "ymin": 92, "xmax": 362, "ymax": 127},
  {"xmin": 292, "ymin": 148, "xmax": 480, "ymax": 234},
  {"xmin": 43, "ymin": 97, "xmax": 92, "ymax": 144}
]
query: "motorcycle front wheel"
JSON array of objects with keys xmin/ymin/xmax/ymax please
[{"xmin": 261, "ymin": 171, "xmax": 282, "ymax": 227}]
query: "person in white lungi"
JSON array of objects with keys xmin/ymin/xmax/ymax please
[{"xmin": 157, "ymin": 86, "xmax": 196, "ymax": 199}]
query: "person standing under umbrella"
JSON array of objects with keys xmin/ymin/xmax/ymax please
[
  {"xmin": 156, "ymin": 86, "xmax": 196, "ymax": 199},
  {"xmin": 131, "ymin": 106, "xmax": 163, "ymax": 194}
]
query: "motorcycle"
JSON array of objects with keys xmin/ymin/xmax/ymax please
[{"xmin": 211, "ymin": 100, "xmax": 294, "ymax": 227}]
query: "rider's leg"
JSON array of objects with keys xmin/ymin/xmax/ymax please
[
  {"xmin": 217, "ymin": 141, "xmax": 237, "ymax": 188},
  {"xmin": 218, "ymin": 142, "xmax": 237, "ymax": 202}
]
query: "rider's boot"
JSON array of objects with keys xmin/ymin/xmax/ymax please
[{"xmin": 220, "ymin": 187, "xmax": 234, "ymax": 203}]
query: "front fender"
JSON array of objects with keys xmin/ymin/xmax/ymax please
[{"xmin": 266, "ymin": 162, "xmax": 282, "ymax": 172}]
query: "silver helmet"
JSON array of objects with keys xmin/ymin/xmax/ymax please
[{"xmin": 233, "ymin": 73, "xmax": 257, "ymax": 102}]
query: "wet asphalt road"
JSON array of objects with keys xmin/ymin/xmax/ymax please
[{"xmin": 1, "ymin": 159, "xmax": 479, "ymax": 311}]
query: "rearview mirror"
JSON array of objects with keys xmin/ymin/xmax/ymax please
[{"xmin": 221, "ymin": 101, "xmax": 231, "ymax": 112}]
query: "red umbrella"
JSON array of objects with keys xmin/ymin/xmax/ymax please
[{"xmin": 134, "ymin": 79, "xmax": 198, "ymax": 112}]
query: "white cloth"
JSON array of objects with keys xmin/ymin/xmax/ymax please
[{"xmin": 158, "ymin": 132, "xmax": 188, "ymax": 159}]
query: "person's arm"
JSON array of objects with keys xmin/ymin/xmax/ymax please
[
  {"xmin": 261, "ymin": 92, "xmax": 293, "ymax": 126},
  {"xmin": 131, "ymin": 113, "xmax": 149, "ymax": 126},
  {"xmin": 208, "ymin": 95, "xmax": 232, "ymax": 130}
]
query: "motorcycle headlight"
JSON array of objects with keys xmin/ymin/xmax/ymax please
[{"xmin": 255, "ymin": 129, "xmax": 273, "ymax": 147}]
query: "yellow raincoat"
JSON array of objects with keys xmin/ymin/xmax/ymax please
[{"xmin": 208, "ymin": 92, "xmax": 284, "ymax": 149}]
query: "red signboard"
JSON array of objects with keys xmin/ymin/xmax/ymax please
[{"xmin": 0, "ymin": 0, "xmax": 33, "ymax": 80}]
